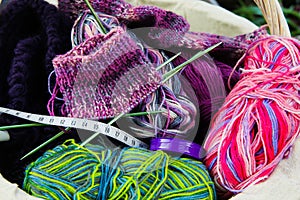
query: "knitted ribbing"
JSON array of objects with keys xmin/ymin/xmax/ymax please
[
  {"xmin": 52, "ymin": 27, "xmax": 162, "ymax": 119},
  {"xmin": 55, "ymin": 0, "xmax": 268, "ymax": 141},
  {"xmin": 57, "ymin": 0, "xmax": 268, "ymax": 66}
]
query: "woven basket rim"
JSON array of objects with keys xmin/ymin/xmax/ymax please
[{"xmin": 253, "ymin": 0, "xmax": 290, "ymax": 37}]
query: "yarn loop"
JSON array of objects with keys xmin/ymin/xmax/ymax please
[
  {"xmin": 24, "ymin": 139, "xmax": 216, "ymax": 200},
  {"xmin": 203, "ymin": 35, "xmax": 300, "ymax": 197}
]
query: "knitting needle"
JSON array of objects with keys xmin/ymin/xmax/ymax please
[
  {"xmin": 20, "ymin": 42, "xmax": 221, "ymax": 159},
  {"xmin": 20, "ymin": 111, "xmax": 163, "ymax": 160},
  {"xmin": 84, "ymin": 0, "xmax": 107, "ymax": 34},
  {"xmin": 156, "ymin": 52, "xmax": 181, "ymax": 71},
  {"xmin": 124, "ymin": 110, "xmax": 163, "ymax": 117},
  {"xmin": 162, "ymin": 42, "xmax": 222, "ymax": 83},
  {"xmin": 20, "ymin": 127, "xmax": 71, "ymax": 160},
  {"xmin": 21, "ymin": 52, "xmax": 182, "ymax": 159},
  {"xmin": 0, "ymin": 111, "xmax": 163, "ymax": 132},
  {"xmin": 0, "ymin": 123, "xmax": 46, "ymax": 130},
  {"xmin": 80, "ymin": 43, "xmax": 222, "ymax": 147}
]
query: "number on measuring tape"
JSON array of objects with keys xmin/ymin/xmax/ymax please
[
  {"xmin": 0, "ymin": 107, "xmax": 148, "ymax": 148},
  {"xmin": 115, "ymin": 131, "xmax": 120, "ymax": 137},
  {"xmin": 94, "ymin": 124, "xmax": 99, "ymax": 130},
  {"xmin": 82, "ymin": 121, "xmax": 88, "ymax": 127}
]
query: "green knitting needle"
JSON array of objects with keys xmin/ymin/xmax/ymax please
[
  {"xmin": 80, "ymin": 43, "xmax": 222, "ymax": 147},
  {"xmin": 19, "ymin": 110, "xmax": 163, "ymax": 160},
  {"xmin": 20, "ymin": 42, "xmax": 220, "ymax": 159},
  {"xmin": 125, "ymin": 110, "xmax": 163, "ymax": 117},
  {"xmin": 84, "ymin": 0, "xmax": 107, "ymax": 34},
  {"xmin": 20, "ymin": 51, "xmax": 182, "ymax": 160},
  {"xmin": 162, "ymin": 42, "xmax": 222, "ymax": 83},
  {"xmin": 156, "ymin": 52, "xmax": 181, "ymax": 71},
  {"xmin": 0, "ymin": 123, "xmax": 46, "ymax": 131},
  {"xmin": 20, "ymin": 127, "xmax": 72, "ymax": 160},
  {"xmin": 0, "ymin": 110, "xmax": 163, "ymax": 132}
]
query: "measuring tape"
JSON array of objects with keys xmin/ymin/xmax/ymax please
[{"xmin": 0, "ymin": 107, "xmax": 148, "ymax": 148}]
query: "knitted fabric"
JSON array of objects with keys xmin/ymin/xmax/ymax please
[
  {"xmin": 52, "ymin": 27, "xmax": 162, "ymax": 119},
  {"xmin": 55, "ymin": 0, "xmax": 268, "ymax": 142},
  {"xmin": 57, "ymin": 0, "xmax": 268, "ymax": 66},
  {"xmin": 177, "ymin": 26, "xmax": 268, "ymax": 67},
  {"xmin": 0, "ymin": 0, "xmax": 77, "ymax": 186},
  {"xmin": 58, "ymin": 0, "xmax": 189, "ymax": 47}
]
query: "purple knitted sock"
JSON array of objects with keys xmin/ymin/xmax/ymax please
[{"xmin": 52, "ymin": 27, "xmax": 162, "ymax": 119}]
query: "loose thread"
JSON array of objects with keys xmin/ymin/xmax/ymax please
[
  {"xmin": 23, "ymin": 139, "xmax": 216, "ymax": 200},
  {"xmin": 203, "ymin": 36, "xmax": 300, "ymax": 197},
  {"xmin": 83, "ymin": 0, "xmax": 107, "ymax": 34},
  {"xmin": 20, "ymin": 43, "xmax": 219, "ymax": 159}
]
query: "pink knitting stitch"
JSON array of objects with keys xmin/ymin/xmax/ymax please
[{"xmin": 51, "ymin": 27, "xmax": 161, "ymax": 119}]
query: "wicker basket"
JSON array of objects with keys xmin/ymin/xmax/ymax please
[
  {"xmin": 0, "ymin": 0, "xmax": 293, "ymax": 199},
  {"xmin": 253, "ymin": 0, "xmax": 290, "ymax": 37}
]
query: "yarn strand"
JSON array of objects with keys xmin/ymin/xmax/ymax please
[
  {"xmin": 203, "ymin": 36, "xmax": 300, "ymax": 197},
  {"xmin": 79, "ymin": 44, "xmax": 219, "ymax": 147},
  {"xmin": 23, "ymin": 139, "xmax": 216, "ymax": 200}
]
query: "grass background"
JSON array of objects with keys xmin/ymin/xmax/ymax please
[{"xmin": 217, "ymin": 0, "xmax": 300, "ymax": 38}]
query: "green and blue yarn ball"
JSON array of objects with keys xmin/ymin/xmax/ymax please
[{"xmin": 23, "ymin": 139, "xmax": 216, "ymax": 200}]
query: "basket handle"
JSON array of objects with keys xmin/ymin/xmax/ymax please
[{"xmin": 253, "ymin": 0, "xmax": 291, "ymax": 37}]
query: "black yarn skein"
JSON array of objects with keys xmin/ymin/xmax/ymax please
[{"xmin": 0, "ymin": 0, "xmax": 79, "ymax": 186}]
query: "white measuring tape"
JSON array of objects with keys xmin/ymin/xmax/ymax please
[{"xmin": 0, "ymin": 107, "xmax": 148, "ymax": 148}]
